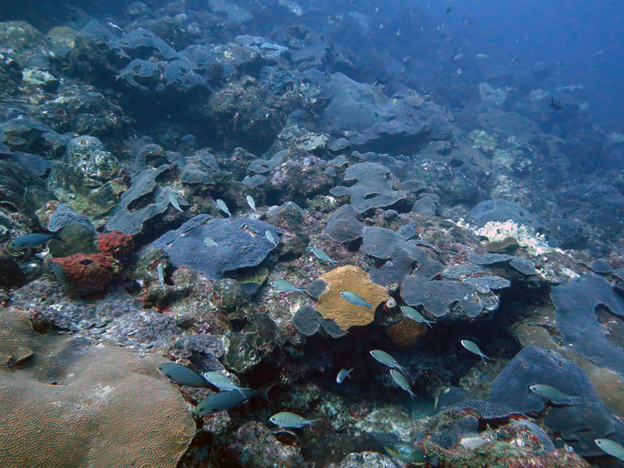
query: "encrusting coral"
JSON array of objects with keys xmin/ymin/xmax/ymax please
[{"xmin": 314, "ymin": 265, "xmax": 389, "ymax": 331}]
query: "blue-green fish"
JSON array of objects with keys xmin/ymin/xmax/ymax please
[
  {"xmin": 529, "ymin": 384, "xmax": 581, "ymax": 404},
  {"xmin": 595, "ymin": 439, "xmax": 624, "ymax": 461},
  {"xmin": 49, "ymin": 261, "xmax": 66, "ymax": 284},
  {"xmin": 203, "ymin": 237, "xmax": 218, "ymax": 247},
  {"xmin": 370, "ymin": 350, "xmax": 407, "ymax": 373},
  {"xmin": 9, "ymin": 231, "xmax": 64, "ymax": 250},
  {"xmin": 270, "ymin": 280, "xmax": 304, "ymax": 293},
  {"xmin": 216, "ymin": 199, "xmax": 231, "ymax": 217},
  {"xmin": 400, "ymin": 306, "xmax": 434, "ymax": 328},
  {"xmin": 204, "ymin": 371, "xmax": 249, "ymax": 394},
  {"xmin": 265, "ymin": 230, "xmax": 278, "ymax": 246},
  {"xmin": 385, "ymin": 443, "xmax": 430, "ymax": 464},
  {"xmin": 336, "ymin": 368, "xmax": 353, "ymax": 384},
  {"xmin": 246, "ymin": 195, "xmax": 256, "ymax": 211},
  {"xmin": 168, "ymin": 192, "xmax": 184, "ymax": 212},
  {"xmin": 158, "ymin": 362, "xmax": 211, "ymax": 387},
  {"xmin": 340, "ymin": 291, "xmax": 372, "ymax": 308},
  {"xmin": 461, "ymin": 340, "xmax": 489, "ymax": 362},
  {"xmin": 390, "ymin": 369, "xmax": 416, "ymax": 399},
  {"xmin": 307, "ymin": 246, "xmax": 336, "ymax": 264},
  {"xmin": 269, "ymin": 412, "xmax": 319, "ymax": 428},
  {"xmin": 193, "ymin": 382, "xmax": 274, "ymax": 415},
  {"xmin": 157, "ymin": 263, "xmax": 166, "ymax": 293}
]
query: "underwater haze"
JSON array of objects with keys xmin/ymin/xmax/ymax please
[{"xmin": 2, "ymin": 0, "xmax": 624, "ymax": 467}]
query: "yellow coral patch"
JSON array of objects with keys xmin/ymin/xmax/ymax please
[{"xmin": 314, "ymin": 265, "xmax": 389, "ymax": 331}]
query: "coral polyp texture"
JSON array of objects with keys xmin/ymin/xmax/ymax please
[
  {"xmin": 385, "ymin": 318, "xmax": 428, "ymax": 347},
  {"xmin": 97, "ymin": 230, "xmax": 135, "ymax": 259},
  {"xmin": 52, "ymin": 252, "xmax": 120, "ymax": 294},
  {"xmin": 0, "ymin": 309, "xmax": 194, "ymax": 468},
  {"xmin": 314, "ymin": 265, "xmax": 389, "ymax": 331}
]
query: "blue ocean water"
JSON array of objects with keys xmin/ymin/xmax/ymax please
[
  {"xmin": 424, "ymin": 0, "xmax": 624, "ymax": 133},
  {"xmin": 291, "ymin": 0, "xmax": 624, "ymax": 133}
]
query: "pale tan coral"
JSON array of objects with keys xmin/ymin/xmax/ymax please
[
  {"xmin": 0, "ymin": 309, "xmax": 195, "ymax": 468},
  {"xmin": 314, "ymin": 265, "xmax": 389, "ymax": 331}
]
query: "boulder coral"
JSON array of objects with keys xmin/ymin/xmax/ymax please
[
  {"xmin": 97, "ymin": 230, "xmax": 135, "ymax": 260},
  {"xmin": 314, "ymin": 265, "xmax": 389, "ymax": 331},
  {"xmin": 52, "ymin": 252, "xmax": 120, "ymax": 294},
  {"xmin": 0, "ymin": 309, "xmax": 195, "ymax": 468}
]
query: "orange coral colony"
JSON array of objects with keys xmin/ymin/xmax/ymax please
[{"xmin": 314, "ymin": 265, "xmax": 389, "ymax": 331}]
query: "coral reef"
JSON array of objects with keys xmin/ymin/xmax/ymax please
[
  {"xmin": 1, "ymin": 4, "xmax": 623, "ymax": 467},
  {"xmin": 448, "ymin": 346, "xmax": 624, "ymax": 457},
  {"xmin": 385, "ymin": 319, "xmax": 428, "ymax": 347},
  {"xmin": 52, "ymin": 253, "xmax": 120, "ymax": 295}
]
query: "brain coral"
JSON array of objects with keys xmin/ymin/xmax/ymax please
[
  {"xmin": 314, "ymin": 265, "xmax": 389, "ymax": 331},
  {"xmin": 0, "ymin": 309, "xmax": 195, "ymax": 468}
]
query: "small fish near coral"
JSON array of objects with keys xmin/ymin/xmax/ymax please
[
  {"xmin": 158, "ymin": 362, "xmax": 211, "ymax": 387},
  {"xmin": 340, "ymin": 291, "xmax": 372, "ymax": 308},
  {"xmin": 370, "ymin": 350, "xmax": 407, "ymax": 373},
  {"xmin": 246, "ymin": 195, "xmax": 256, "ymax": 211},
  {"xmin": 461, "ymin": 340, "xmax": 489, "ymax": 363},
  {"xmin": 269, "ymin": 412, "xmax": 319, "ymax": 428},
  {"xmin": 336, "ymin": 368, "xmax": 353, "ymax": 384},
  {"xmin": 307, "ymin": 246, "xmax": 337, "ymax": 264},
  {"xmin": 528, "ymin": 384, "xmax": 582, "ymax": 405},
  {"xmin": 168, "ymin": 192, "xmax": 185, "ymax": 213},
  {"xmin": 216, "ymin": 199, "xmax": 232, "ymax": 217},
  {"xmin": 265, "ymin": 230, "xmax": 278, "ymax": 246},
  {"xmin": 9, "ymin": 231, "xmax": 65, "ymax": 250},
  {"xmin": 390, "ymin": 369, "xmax": 416, "ymax": 399},
  {"xmin": 595, "ymin": 439, "xmax": 624, "ymax": 461},
  {"xmin": 193, "ymin": 382, "xmax": 275, "ymax": 415},
  {"xmin": 271, "ymin": 279, "xmax": 304, "ymax": 294},
  {"xmin": 400, "ymin": 306, "xmax": 435, "ymax": 328},
  {"xmin": 157, "ymin": 263, "xmax": 167, "ymax": 293},
  {"xmin": 203, "ymin": 371, "xmax": 250, "ymax": 394}
]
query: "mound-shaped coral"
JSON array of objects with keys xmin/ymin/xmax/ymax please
[
  {"xmin": 0, "ymin": 309, "xmax": 194, "ymax": 468},
  {"xmin": 52, "ymin": 253, "xmax": 120, "ymax": 295}
]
